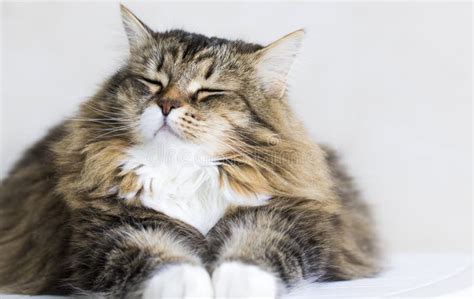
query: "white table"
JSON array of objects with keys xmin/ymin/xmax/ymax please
[{"xmin": 2, "ymin": 253, "xmax": 472, "ymax": 298}]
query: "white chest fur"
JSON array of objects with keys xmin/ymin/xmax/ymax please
[{"xmin": 120, "ymin": 131, "xmax": 268, "ymax": 235}]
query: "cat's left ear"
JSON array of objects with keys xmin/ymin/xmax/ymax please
[
  {"xmin": 120, "ymin": 4, "xmax": 153, "ymax": 51},
  {"xmin": 254, "ymin": 29, "xmax": 305, "ymax": 99}
]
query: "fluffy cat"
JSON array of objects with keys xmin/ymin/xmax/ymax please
[{"xmin": 0, "ymin": 5, "xmax": 380, "ymax": 298}]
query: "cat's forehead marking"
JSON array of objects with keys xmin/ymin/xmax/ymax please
[
  {"xmin": 200, "ymin": 58, "xmax": 218, "ymax": 80},
  {"xmin": 142, "ymin": 62, "xmax": 169, "ymax": 86}
]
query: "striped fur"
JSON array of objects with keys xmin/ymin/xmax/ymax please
[{"xmin": 0, "ymin": 5, "xmax": 380, "ymax": 297}]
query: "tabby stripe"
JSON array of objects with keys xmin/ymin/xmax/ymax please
[{"xmin": 235, "ymin": 92, "xmax": 277, "ymax": 133}]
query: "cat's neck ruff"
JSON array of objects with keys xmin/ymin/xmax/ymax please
[{"xmin": 121, "ymin": 130, "xmax": 268, "ymax": 234}]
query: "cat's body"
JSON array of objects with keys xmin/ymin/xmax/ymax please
[{"xmin": 0, "ymin": 6, "xmax": 380, "ymax": 298}]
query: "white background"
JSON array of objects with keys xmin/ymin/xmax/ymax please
[{"xmin": 1, "ymin": 1, "xmax": 472, "ymax": 254}]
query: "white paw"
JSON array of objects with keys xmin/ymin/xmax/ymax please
[
  {"xmin": 212, "ymin": 261, "xmax": 278, "ymax": 298},
  {"xmin": 143, "ymin": 264, "xmax": 213, "ymax": 299}
]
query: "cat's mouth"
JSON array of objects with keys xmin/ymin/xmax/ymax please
[
  {"xmin": 153, "ymin": 122, "xmax": 181, "ymax": 140},
  {"xmin": 153, "ymin": 123, "xmax": 167, "ymax": 137}
]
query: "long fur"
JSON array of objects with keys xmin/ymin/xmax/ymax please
[{"xmin": 0, "ymin": 5, "xmax": 380, "ymax": 297}]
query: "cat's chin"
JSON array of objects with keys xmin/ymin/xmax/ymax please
[{"xmin": 153, "ymin": 125, "xmax": 180, "ymax": 140}]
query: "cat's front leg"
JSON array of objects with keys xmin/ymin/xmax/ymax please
[
  {"xmin": 206, "ymin": 199, "xmax": 334, "ymax": 298},
  {"xmin": 67, "ymin": 206, "xmax": 213, "ymax": 298}
]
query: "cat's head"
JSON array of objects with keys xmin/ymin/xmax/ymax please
[
  {"xmin": 79, "ymin": 5, "xmax": 315, "ymax": 198},
  {"xmin": 96, "ymin": 5, "xmax": 302, "ymax": 146}
]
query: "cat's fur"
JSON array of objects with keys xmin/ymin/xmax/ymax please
[{"xmin": 0, "ymin": 5, "xmax": 380, "ymax": 298}]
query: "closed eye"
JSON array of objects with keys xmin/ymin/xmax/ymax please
[
  {"xmin": 138, "ymin": 77, "xmax": 163, "ymax": 87},
  {"xmin": 194, "ymin": 88, "xmax": 228, "ymax": 102},
  {"xmin": 136, "ymin": 77, "xmax": 163, "ymax": 94}
]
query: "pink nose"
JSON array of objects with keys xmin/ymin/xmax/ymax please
[{"xmin": 157, "ymin": 99, "xmax": 182, "ymax": 116}]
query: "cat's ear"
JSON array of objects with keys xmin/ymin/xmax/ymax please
[
  {"xmin": 254, "ymin": 29, "xmax": 305, "ymax": 99},
  {"xmin": 120, "ymin": 4, "xmax": 153, "ymax": 50}
]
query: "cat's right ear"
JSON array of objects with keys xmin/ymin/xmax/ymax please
[{"xmin": 120, "ymin": 4, "xmax": 153, "ymax": 50}]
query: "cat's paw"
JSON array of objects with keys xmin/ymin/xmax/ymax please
[
  {"xmin": 117, "ymin": 171, "xmax": 143, "ymax": 200},
  {"xmin": 115, "ymin": 159, "xmax": 152, "ymax": 202},
  {"xmin": 143, "ymin": 264, "xmax": 213, "ymax": 299},
  {"xmin": 116, "ymin": 159, "xmax": 164, "ymax": 205},
  {"xmin": 212, "ymin": 261, "xmax": 278, "ymax": 298}
]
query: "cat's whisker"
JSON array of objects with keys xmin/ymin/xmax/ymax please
[
  {"xmin": 82, "ymin": 103, "xmax": 131, "ymax": 119},
  {"xmin": 72, "ymin": 118, "xmax": 136, "ymax": 125}
]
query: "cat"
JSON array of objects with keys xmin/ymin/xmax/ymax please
[{"xmin": 0, "ymin": 5, "xmax": 380, "ymax": 298}]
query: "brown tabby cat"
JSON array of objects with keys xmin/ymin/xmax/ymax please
[{"xmin": 0, "ymin": 5, "xmax": 380, "ymax": 298}]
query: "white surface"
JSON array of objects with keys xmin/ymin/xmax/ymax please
[
  {"xmin": 286, "ymin": 253, "xmax": 473, "ymax": 298},
  {"xmin": 1, "ymin": 253, "xmax": 472, "ymax": 298},
  {"xmin": 0, "ymin": 1, "xmax": 471, "ymax": 254}
]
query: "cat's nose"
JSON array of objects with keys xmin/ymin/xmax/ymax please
[{"xmin": 157, "ymin": 99, "xmax": 182, "ymax": 116}]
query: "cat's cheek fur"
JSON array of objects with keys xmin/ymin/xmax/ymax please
[
  {"xmin": 212, "ymin": 261, "xmax": 279, "ymax": 298},
  {"xmin": 138, "ymin": 105, "xmax": 164, "ymax": 141},
  {"xmin": 143, "ymin": 264, "xmax": 213, "ymax": 299}
]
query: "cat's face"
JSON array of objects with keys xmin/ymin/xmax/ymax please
[
  {"xmin": 84, "ymin": 6, "xmax": 303, "ymax": 162},
  {"xmin": 119, "ymin": 31, "xmax": 264, "ymax": 156}
]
